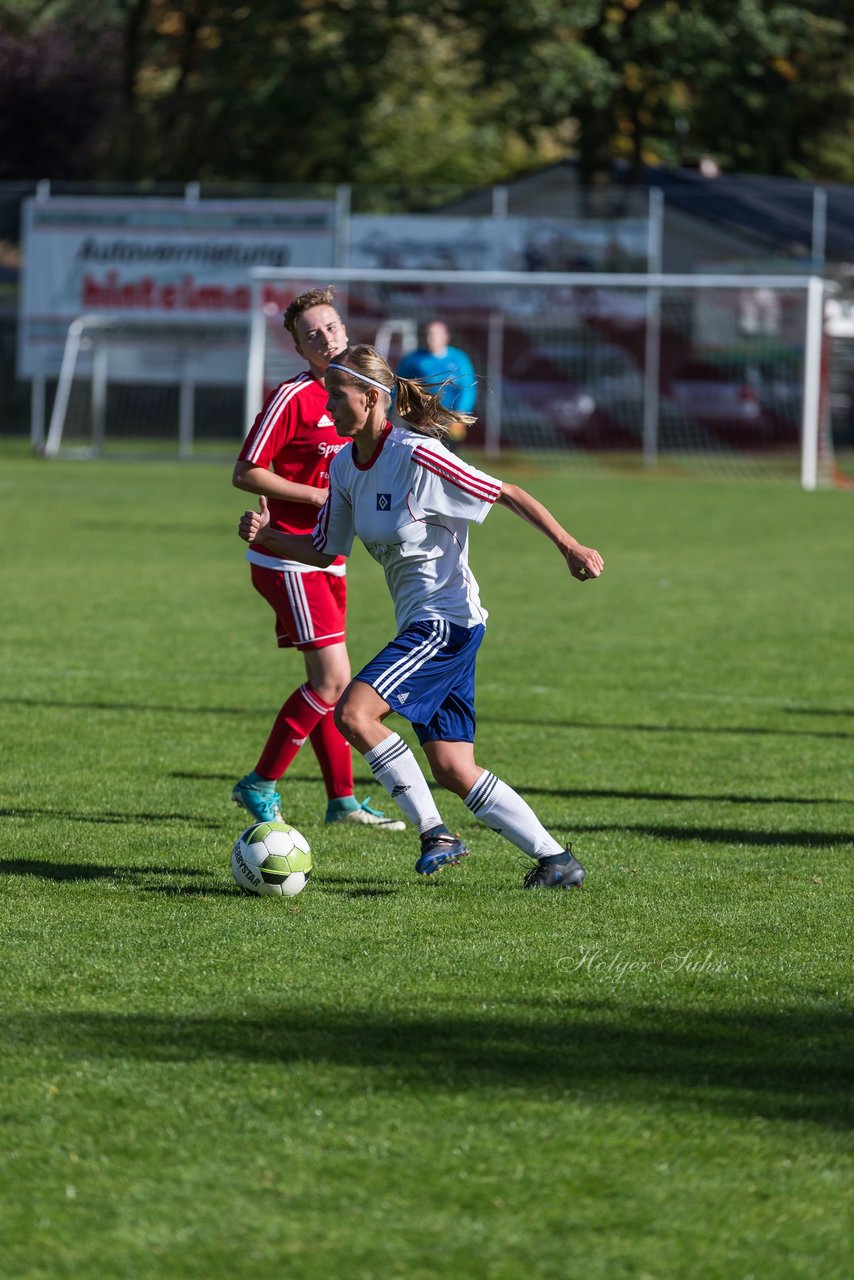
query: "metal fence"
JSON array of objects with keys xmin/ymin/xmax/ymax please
[{"xmin": 2, "ymin": 176, "xmax": 852, "ymax": 448}]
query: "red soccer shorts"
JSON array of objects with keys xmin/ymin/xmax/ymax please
[{"xmin": 250, "ymin": 563, "xmax": 347, "ymax": 651}]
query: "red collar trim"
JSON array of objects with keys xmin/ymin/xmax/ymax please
[{"xmin": 353, "ymin": 422, "xmax": 393, "ymax": 471}]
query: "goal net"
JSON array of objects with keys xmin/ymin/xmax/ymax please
[
  {"xmin": 41, "ymin": 316, "xmax": 246, "ymax": 459},
  {"xmin": 247, "ymin": 268, "xmax": 832, "ymax": 488}
]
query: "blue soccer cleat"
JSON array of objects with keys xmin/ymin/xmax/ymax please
[
  {"xmin": 231, "ymin": 778, "xmax": 284, "ymax": 825},
  {"xmin": 415, "ymin": 824, "xmax": 470, "ymax": 876}
]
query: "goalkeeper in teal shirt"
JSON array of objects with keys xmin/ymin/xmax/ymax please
[{"xmin": 396, "ymin": 320, "xmax": 477, "ymax": 449}]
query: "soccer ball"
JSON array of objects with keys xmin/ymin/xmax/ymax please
[{"xmin": 230, "ymin": 822, "xmax": 312, "ymax": 897}]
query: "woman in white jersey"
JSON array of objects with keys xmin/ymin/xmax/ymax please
[{"xmin": 239, "ymin": 345, "xmax": 604, "ymax": 890}]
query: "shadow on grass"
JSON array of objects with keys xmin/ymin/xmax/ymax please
[
  {"xmin": 140, "ymin": 883, "xmax": 237, "ymax": 898},
  {"xmin": 0, "ymin": 857, "xmax": 397, "ymax": 899},
  {"xmin": 480, "ymin": 715, "xmax": 854, "ymax": 742},
  {"xmin": 572, "ymin": 823, "xmax": 854, "ymax": 849},
  {"xmin": 3, "ymin": 697, "xmax": 854, "ymax": 739},
  {"xmin": 169, "ymin": 771, "xmax": 852, "ymax": 809},
  {"xmin": 785, "ymin": 707, "xmax": 854, "ymax": 717},
  {"xmin": 4, "ymin": 1003, "xmax": 850, "ymax": 1127},
  {"xmin": 518, "ymin": 786, "xmax": 852, "ymax": 807},
  {"xmin": 0, "ymin": 858, "xmax": 223, "ymax": 892},
  {"xmin": 0, "ymin": 807, "xmax": 223, "ymax": 829},
  {"xmin": 0, "ymin": 696, "xmax": 256, "ymax": 718},
  {"xmin": 314, "ymin": 871, "xmax": 399, "ymax": 899},
  {"xmin": 0, "ymin": 860, "xmax": 234, "ymax": 901}
]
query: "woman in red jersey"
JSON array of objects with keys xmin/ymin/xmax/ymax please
[{"xmin": 231, "ymin": 288, "xmax": 403, "ymax": 831}]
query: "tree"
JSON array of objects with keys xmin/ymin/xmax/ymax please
[
  {"xmin": 4, "ymin": 0, "xmax": 854, "ymax": 189},
  {"xmin": 0, "ymin": 13, "xmax": 119, "ymax": 179},
  {"xmin": 463, "ymin": 0, "xmax": 854, "ymax": 184}
]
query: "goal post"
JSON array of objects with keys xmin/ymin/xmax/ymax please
[
  {"xmin": 801, "ymin": 274, "xmax": 826, "ymax": 492},
  {"xmin": 246, "ymin": 266, "xmax": 832, "ymax": 488}
]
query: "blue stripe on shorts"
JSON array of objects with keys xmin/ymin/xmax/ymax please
[{"xmin": 355, "ymin": 619, "xmax": 485, "ymax": 744}]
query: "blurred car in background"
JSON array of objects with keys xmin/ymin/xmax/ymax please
[
  {"xmin": 667, "ymin": 354, "xmax": 803, "ymax": 447},
  {"xmin": 500, "ymin": 339, "xmax": 644, "ymax": 447}
]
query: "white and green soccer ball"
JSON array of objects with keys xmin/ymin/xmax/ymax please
[{"xmin": 230, "ymin": 822, "xmax": 312, "ymax": 897}]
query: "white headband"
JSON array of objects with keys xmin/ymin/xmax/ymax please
[{"xmin": 327, "ymin": 362, "xmax": 392, "ymax": 396}]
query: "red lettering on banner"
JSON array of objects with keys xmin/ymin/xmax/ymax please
[
  {"xmin": 82, "ymin": 274, "xmax": 101, "ymax": 306},
  {"xmin": 80, "ymin": 272, "xmax": 251, "ymax": 312}
]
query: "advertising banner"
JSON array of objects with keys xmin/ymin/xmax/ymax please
[{"xmin": 19, "ymin": 196, "xmax": 336, "ymax": 383}]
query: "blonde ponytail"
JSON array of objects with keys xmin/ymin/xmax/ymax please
[{"xmin": 333, "ymin": 345, "xmax": 476, "ymax": 442}]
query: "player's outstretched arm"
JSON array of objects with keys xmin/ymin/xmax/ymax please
[
  {"xmin": 238, "ymin": 496, "xmax": 337, "ymax": 569},
  {"xmin": 496, "ymin": 482, "xmax": 604, "ymax": 582}
]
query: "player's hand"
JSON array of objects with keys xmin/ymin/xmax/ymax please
[
  {"xmin": 567, "ymin": 543, "xmax": 604, "ymax": 582},
  {"xmin": 238, "ymin": 495, "xmax": 270, "ymax": 544}
]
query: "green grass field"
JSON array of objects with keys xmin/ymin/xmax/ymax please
[{"xmin": 1, "ymin": 442, "xmax": 852, "ymax": 1279}]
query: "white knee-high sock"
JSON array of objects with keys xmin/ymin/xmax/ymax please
[
  {"xmin": 464, "ymin": 771, "xmax": 563, "ymax": 859},
  {"xmin": 364, "ymin": 733, "xmax": 443, "ymax": 834}
]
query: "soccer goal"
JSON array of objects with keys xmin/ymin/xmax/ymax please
[
  {"xmin": 42, "ymin": 315, "xmax": 247, "ymax": 459},
  {"xmin": 246, "ymin": 267, "xmax": 832, "ymax": 489}
]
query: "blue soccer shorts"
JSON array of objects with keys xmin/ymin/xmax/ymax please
[{"xmin": 354, "ymin": 619, "xmax": 485, "ymax": 744}]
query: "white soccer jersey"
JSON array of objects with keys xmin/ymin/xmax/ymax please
[{"xmin": 312, "ymin": 425, "xmax": 502, "ymax": 632}]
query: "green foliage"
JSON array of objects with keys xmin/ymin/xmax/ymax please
[
  {"xmin": 0, "ymin": 445, "xmax": 852, "ymax": 1276},
  {"xmin": 3, "ymin": 0, "xmax": 854, "ymax": 185}
]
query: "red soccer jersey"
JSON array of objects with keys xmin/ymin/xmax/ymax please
[{"xmin": 238, "ymin": 372, "xmax": 347, "ymax": 563}]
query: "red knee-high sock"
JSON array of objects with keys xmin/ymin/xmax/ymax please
[
  {"xmin": 309, "ymin": 706, "xmax": 354, "ymax": 801},
  {"xmin": 255, "ymin": 683, "xmax": 336, "ymax": 781}
]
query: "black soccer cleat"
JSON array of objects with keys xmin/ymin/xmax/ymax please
[
  {"xmin": 415, "ymin": 825, "xmax": 470, "ymax": 876},
  {"xmin": 523, "ymin": 844, "xmax": 586, "ymax": 890}
]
